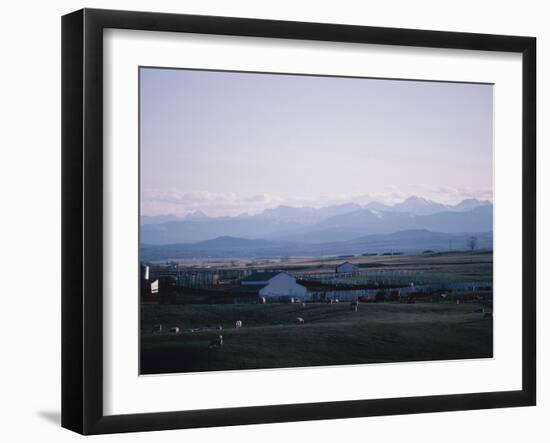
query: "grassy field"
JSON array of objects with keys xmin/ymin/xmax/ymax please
[
  {"xmin": 140, "ymin": 302, "xmax": 492, "ymax": 374},
  {"xmin": 285, "ymin": 251, "xmax": 494, "ymax": 283}
]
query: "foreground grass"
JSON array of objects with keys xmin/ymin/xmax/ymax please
[{"xmin": 140, "ymin": 302, "xmax": 492, "ymax": 374}]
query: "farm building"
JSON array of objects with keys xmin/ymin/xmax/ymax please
[
  {"xmin": 241, "ymin": 271, "xmax": 307, "ymax": 301},
  {"xmin": 336, "ymin": 261, "xmax": 360, "ymax": 274},
  {"xmin": 176, "ymin": 269, "xmax": 220, "ymax": 289}
]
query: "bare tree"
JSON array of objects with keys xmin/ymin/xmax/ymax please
[{"xmin": 467, "ymin": 235, "xmax": 478, "ymax": 252}]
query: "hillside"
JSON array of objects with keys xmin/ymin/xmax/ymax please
[{"xmin": 140, "ymin": 229, "xmax": 493, "ymax": 261}]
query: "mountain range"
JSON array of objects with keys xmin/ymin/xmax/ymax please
[{"xmin": 140, "ymin": 197, "xmax": 493, "ymax": 246}]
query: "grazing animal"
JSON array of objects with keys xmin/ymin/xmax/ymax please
[
  {"xmin": 350, "ymin": 301, "xmax": 359, "ymax": 312},
  {"xmin": 209, "ymin": 334, "xmax": 223, "ymax": 348},
  {"xmin": 235, "ymin": 320, "xmax": 242, "ymax": 328},
  {"xmin": 151, "ymin": 324, "xmax": 162, "ymax": 333},
  {"xmin": 296, "ymin": 317, "xmax": 305, "ymax": 325},
  {"xmin": 168, "ymin": 326, "xmax": 180, "ymax": 334}
]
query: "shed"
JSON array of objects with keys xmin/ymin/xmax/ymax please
[{"xmin": 336, "ymin": 261, "xmax": 360, "ymax": 274}]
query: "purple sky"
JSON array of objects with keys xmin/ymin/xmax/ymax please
[{"xmin": 140, "ymin": 68, "xmax": 493, "ymax": 217}]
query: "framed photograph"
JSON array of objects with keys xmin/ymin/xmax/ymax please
[{"xmin": 62, "ymin": 8, "xmax": 536, "ymax": 435}]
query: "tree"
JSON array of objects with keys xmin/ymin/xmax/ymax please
[{"xmin": 467, "ymin": 235, "xmax": 478, "ymax": 252}]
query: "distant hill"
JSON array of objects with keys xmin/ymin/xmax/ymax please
[
  {"xmin": 140, "ymin": 236, "xmax": 287, "ymax": 261},
  {"xmin": 343, "ymin": 229, "xmax": 492, "ymax": 253},
  {"xmin": 140, "ymin": 230, "xmax": 493, "ymax": 261},
  {"xmin": 140, "ymin": 217, "xmax": 305, "ymax": 245},
  {"xmin": 191, "ymin": 235, "xmax": 273, "ymax": 249},
  {"xmin": 269, "ymin": 205, "xmax": 493, "ymax": 243}
]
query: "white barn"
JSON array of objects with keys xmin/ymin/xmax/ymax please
[
  {"xmin": 336, "ymin": 261, "xmax": 360, "ymax": 274},
  {"xmin": 241, "ymin": 271, "xmax": 307, "ymax": 301},
  {"xmin": 259, "ymin": 273, "xmax": 307, "ymax": 299}
]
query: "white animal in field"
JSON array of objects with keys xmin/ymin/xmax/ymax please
[
  {"xmin": 152, "ymin": 324, "xmax": 162, "ymax": 333},
  {"xmin": 350, "ymin": 301, "xmax": 359, "ymax": 312},
  {"xmin": 168, "ymin": 326, "xmax": 180, "ymax": 334},
  {"xmin": 296, "ymin": 317, "xmax": 305, "ymax": 325},
  {"xmin": 209, "ymin": 334, "xmax": 223, "ymax": 348},
  {"xmin": 235, "ymin": 320, "xmax": 242, "ymax": 328}
]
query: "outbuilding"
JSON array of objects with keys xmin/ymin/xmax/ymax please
[
  {"xmin": 241, "ymin": 271, "xmax": 307, "ymax": 301},
  {"xmin": 335, "ymin": 261, "xmax": 360, "ymax": 274}
]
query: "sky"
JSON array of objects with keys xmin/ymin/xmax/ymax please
[{"xmin": 140, "ymin": 67, "xmax": 493, "ymax": 217}]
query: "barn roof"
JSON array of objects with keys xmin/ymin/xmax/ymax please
[{"xmin": 241, "ymin": 271, "xmax": 281, "ymax": 282}]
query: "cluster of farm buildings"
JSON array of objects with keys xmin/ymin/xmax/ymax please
[
  {"xmin": 141, "ymin": 258, "xmax": 492, "ymax": 304},
  {"xmin": 141, "ymin": 261, "xmax": 362, "ymax": 302}
]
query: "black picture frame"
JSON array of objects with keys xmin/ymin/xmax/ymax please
[{"xmin": 62, "ymin": 8, "xmax": 536, "ymax": 435}]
